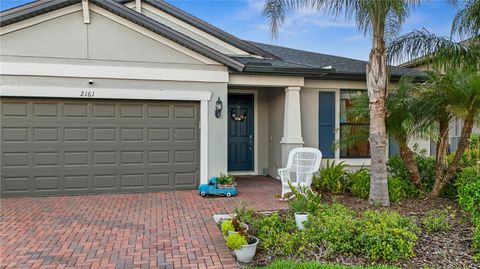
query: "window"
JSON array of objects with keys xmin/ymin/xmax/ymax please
[{"xmin": 340, "ymin": 90, "xmax": 370, "ymax": 158}]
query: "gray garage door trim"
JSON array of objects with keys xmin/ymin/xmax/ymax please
[{"xmin": 1, "ymin": 98, "xmax": 200, "ymax": 197}]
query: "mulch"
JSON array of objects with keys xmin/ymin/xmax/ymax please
[{"xmin": 246, "ymin": 194, "xmax": 480, "ymax": 269}]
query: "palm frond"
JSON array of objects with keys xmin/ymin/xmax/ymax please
[
  {"xmin": 451, "ymin": 0, "xmax": 480, "ymax": 39},
  {"xmin": 387, "ymin": 29, "xmax": 480, "ymax": 70}
]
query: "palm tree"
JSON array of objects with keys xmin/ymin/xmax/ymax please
[
  {"xmin": 427, "ymin": 70, "xmax": 480, "ymax": 196},
  {"xmin": 264, "ymin": 0, "xmax": 420, "ymax": 206},
  {"xmin": 387, "ymin": 0, "xmax": 480, "ymax": 197},
  {"xmin": 345, "ymin": 77, "xmax": 431, "ymax": 190}
]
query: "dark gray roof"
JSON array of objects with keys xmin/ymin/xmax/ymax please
[
  {"xmin": 236, "ymin": 42, "xmax": 422, "ymax": 80},
  {"xmin": 1, "ymin": 0, "xmax": 423, "ymax": 80},
  {"xmin": 0, "ymin": 0, "xmax": 244, "ymax": 71}
]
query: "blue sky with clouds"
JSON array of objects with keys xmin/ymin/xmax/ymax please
[{"xmin": 1, "ymin": 0, "xmax": 459, "ymax": 60}]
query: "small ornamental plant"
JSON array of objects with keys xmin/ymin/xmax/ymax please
[
  {"xmin": 421, "ymin": 208, "xmax": 452, "ymax": 234},
  {"xmin": 287, "ymin": 183, "xmax": 322, "ymax": 214},
  {"xmin": 226, "ymin": 233, "xmax": 247, "ymax": 250},
  {"xmin": 217, "ymin": 173, "xmax": 235, "ymax": 186},
  {"xmin": 221, "ymin": 219, "xmax": 235, "ymax": 236}
]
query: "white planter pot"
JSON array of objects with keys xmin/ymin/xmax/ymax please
[
  {"xmin": 233, "ymin": 236, "xmax": 259, "ymax": 263},
  {"xmin": 294, "ymin": 212, "xmax": 309, "ymax": 230}
]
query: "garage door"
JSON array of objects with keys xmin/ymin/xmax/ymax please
[{"xmin": 1, "ymin": 98, "xmax": 199, "ymax": 197}]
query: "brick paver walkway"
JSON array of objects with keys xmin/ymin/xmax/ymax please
[{"xmin": 0, "ymin": 176, "xmax": 287, "ymax": 269}]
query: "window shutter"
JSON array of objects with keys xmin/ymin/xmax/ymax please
[
  {"xmin": 389, "ymin": 136, "xmax": 400, "ymax": 157},
  {"xmin": 318, "ymin": 92, "xmax": 335, "ymax": 158}
]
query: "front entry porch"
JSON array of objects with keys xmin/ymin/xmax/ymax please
[{"xmin": 227, "ymin": 82, "xmax": 305, "ymax": 178}]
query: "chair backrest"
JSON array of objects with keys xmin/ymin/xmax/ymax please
[{"xmin": 286, "ymin": 147, "xmax": 322, "ymax": 184}]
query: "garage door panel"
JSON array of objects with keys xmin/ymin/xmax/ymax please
[
  {"xmin": 2, "ymin": 127, "xmax": 29, "ymax": 142},
  {"xmin": 1, "ymin": 98, "xmax": 199, "ymax": 197},
  {"xmin": 33, "ymin": 103, "xmax": 59, "ymax": 118}
]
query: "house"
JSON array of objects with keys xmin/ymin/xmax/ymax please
[{"xmin": 0, "ymin": 0, "xmax": 422, "ymax": 197}]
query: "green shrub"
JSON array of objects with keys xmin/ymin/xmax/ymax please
[
  {"xmin": 348, "ymin": 168, "xmax": 371, "ymax": 199},
  {"xmin": 303, "ymin": 204, "xmax": 360, "ymax": 254},
  {"xmin": 226, "ymin": 233, "xmax": 247, "ymax": 250},
  {"xmin": 449, "ymin": 134, "xmax": 480, "ymax": 168},
  {"xmin": 388, "ymin": 176, "xmax": 420, "ymax": 203},
  {"xmin": 358, "ymin": 210, "xmax": 420, "ymax": 261},
  {"xmin": 221, "ymin": 219, "xmax": 235, "ymax": 236},
  {"xmin": 313, "ymin": 161, "xmax": 349, "ymax": 193},
  {"xmin": 387, "ymin": 153, "xmax": 436, "ymax": 192},
  {"xmin": 256, "ymin": 213, "xmax": 299, "ymax": 257},
  {"xmin": 288, "ymin": 184, "xmax": 322, "ymax": 214},
  {"xmin": 247, "ymin": 260, "xmax": 400, "ymax": 269},
  {"xmin": 421, "ymin": 208, "xmax": 451, "ymax": 233},
  {"xmin": 456, "ymin": 166, "xmax": 480, "ymax": 219},
  {"xmin": 473, "ymin": 219, "xmax": 480, "ymax": 259}
]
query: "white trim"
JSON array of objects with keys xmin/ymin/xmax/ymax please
[
  {"xmin": 0, "ymin": 4, "xmax": 83, "ymax": 35},
  {"xmin": 229, "ymin": 74, "xmax": 304, "ymax": 87},
  {"xmin": 1, "ymin": 62, "xmax": 229, "ymax": 83},
  {"xmin": 0, "ymin": 85, "xmax": 213, "ymax": 101},
  {"xmin": 334, "ymin": 89, "xmax": 341, "ymax": 161},
  {"xmin": 90, "ymin": 6, "xmax": 217, "ymax": 65},
  {"xmin": 141, "ymin": 4, "xmax": 250, "ymax": 56},
  {"xmin": 228, "ymin": 89, "xmax": 259, "ymax": 175},
  {"xmin": 135, "ymin": 0, "xmax": 142, "ymax": 13},
  {"xmin": 229, "ymin": 171, "xmax": 256, "ymax": 176},
  {"xmin": 1, "ymin": 85, "xmax": 211, "ymax": 186},
  {"xmin": 82, "ymin": 0, "xmax": 90, "ymax": 24},
  {"xmin": 200, "ymin": 100, "xmax": 209, "ymax": 182}
]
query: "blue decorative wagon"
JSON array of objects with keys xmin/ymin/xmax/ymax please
[{"xmin": 198, "ymin": 177, "xmax": 237, "ymax": 197}]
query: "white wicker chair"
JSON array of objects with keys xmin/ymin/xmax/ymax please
[{"xmin": 278, "ymin": 147, "xmax": 322, "ymax": 199}]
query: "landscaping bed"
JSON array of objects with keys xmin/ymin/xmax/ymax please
[{"xmin": 219, "ymin": 195, "xmax": 478, "ymax": 269}]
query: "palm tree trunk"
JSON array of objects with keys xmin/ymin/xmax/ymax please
[
  {"xmin": 429, "ymin": 119, "xmax": 450, "ymax": 197},
  {"xmin": 430, "ymin": 113, "xmax": 475, "ymax": 197},
  {"xmin": 399, "ymin": 143, "xmax": 423, "ymax": 190},
  {"xmin": 367, "ymin": 35, "xmax": 390, "ymax": 207}
]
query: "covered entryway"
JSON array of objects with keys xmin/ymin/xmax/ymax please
[{"xmin": 0, "ymin": 98, "xmax": 200, "ymax": 197}]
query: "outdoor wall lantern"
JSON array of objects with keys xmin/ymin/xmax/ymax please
[{"xmin": 215, "ymin": 97, "xmax": 223, "ymax": 118}]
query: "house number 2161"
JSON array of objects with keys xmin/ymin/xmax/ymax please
[{"xmin": 80, "ymin": 91, "xmax": 95, "ymax": 97}]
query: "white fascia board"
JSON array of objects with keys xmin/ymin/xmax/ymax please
[
  {"xmin": 0, "ymin": 4, "xmax": 83, "ymax": 35},
  {"xmin": 229, "ymin": 74, "xmax": 304, "ymax": 87},
  {"xmin": 1, "ymin": 62, "xmax": 229, "ymax": 83},
  {"xmin": 0, "ymin": 85, "xmax": 213, "ymax": 101}
]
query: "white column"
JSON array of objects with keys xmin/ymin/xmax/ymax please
[
  {"xmin": 135, "ymin": 0, "xmax": 142, "ymax": 13},
  {"xmin": 281, "ymin": 86, "xmax": 304, "ymax": 166},
  {"xmin": 200, "ymin": 100, "xmax": 209, "ymax": 184}
]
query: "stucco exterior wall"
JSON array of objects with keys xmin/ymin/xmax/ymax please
[
  {"xmin": 0, "ymin": 5, "xmax": 230, "ymax": 182},
  {"xmin": 267, "ymin": 89, "xmax": 285, "ymax": 178}
]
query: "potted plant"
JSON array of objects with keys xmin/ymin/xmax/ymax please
[
  {"xmin": 226, "ymin": 233, "xmax": 259, "ymax": 263},
  {"xmin": 217, "ymin": 173, "xmax": 236, "ymax": 189},
  {"xmin": 221, "ymin": 218, "xmax": 249, "ymax": 237},
  {"xmin": 288, "ymin": 183, "xmax": 321, "ymax": 230}
]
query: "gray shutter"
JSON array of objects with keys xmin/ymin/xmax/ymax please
[
  {"xmin": 389, "ymin": 136, "xmax": 400, "ymax": 156},
  {"xmin": 318, "ymin": 92, "xmax": 335, "ymax": 158}
]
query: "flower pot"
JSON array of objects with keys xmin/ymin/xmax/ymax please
[
  {"xmin": 294, "ymin": 212, "xmax": 309, "ymax": 230},
  {"xmin": 233, "ymin": 236, "xmax": 258, "ymax": 263}
]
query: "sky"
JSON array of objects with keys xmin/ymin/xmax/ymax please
[{"xmin": 0, "ymin": 0, "xmax": 459, "ymax": 61}]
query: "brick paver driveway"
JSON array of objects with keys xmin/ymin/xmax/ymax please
[{"xmin": 1, "ymin": 176, "xmax": 287, "ymax": 269}]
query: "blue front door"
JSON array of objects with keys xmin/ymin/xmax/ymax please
[{"xmin": 228, "ymin": 94, "xmax": 254, "ymax": 171}]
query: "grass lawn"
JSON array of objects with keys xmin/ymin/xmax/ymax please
[{"xmin": 248, "ymin": 261, "xmax": 399, "ymax": 269}]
